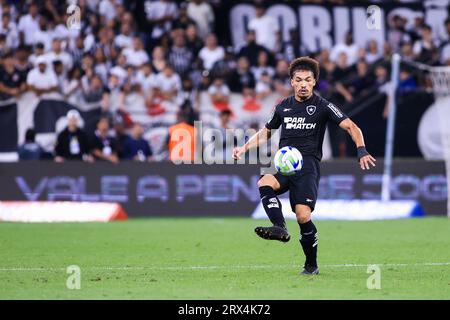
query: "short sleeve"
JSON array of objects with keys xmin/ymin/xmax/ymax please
[
  {"xmin": 325, "ymin": 101, "xmax": 348, "ymax": 124},
  {"xmin": 265, "ymin": 106, "xmax": 282, "ymax": 130}
]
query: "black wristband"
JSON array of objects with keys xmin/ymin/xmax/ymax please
[{"xmin": 357, "ymin": 146, "xmax": 369, "ymax": 161}]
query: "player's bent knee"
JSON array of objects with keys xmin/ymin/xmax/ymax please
[
  {"xmin": 295, "ymin": 205, "xmax": 312, "ymax": 224},
  {"xmin": 296, "ymin": 213, "xmax": 311, "ymax": 224},
  {"xmin": 257, "ymin": 175, "xmax": 280, "ymax": 190}
]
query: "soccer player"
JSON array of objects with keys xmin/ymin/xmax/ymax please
[{"xmin": 232, "ymin": 57, "xmax": 376, "ymax": 275}]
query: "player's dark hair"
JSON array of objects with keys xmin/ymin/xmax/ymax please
[{"xmin": 289, "ymin": 56, "xmax": 320, "ymax": 81}]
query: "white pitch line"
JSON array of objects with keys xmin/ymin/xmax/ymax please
[{"xmin": 0, "ymin": 262, "xmax": 449, "ymax": 272}]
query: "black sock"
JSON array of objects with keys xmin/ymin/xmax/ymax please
[
  {"xmin": 259, "ymin": 186, "xmax": 286, "ymax": 229},
  {"xmin": 298, "ymin": 220, "xmax": 318, "ymax": 268}
]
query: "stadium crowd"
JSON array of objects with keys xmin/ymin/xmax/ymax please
[{"xmin": 0, "ymin": 0, "xmax": 449, "ymax": 161}]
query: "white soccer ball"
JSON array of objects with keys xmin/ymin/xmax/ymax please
[{"xmin": 274, "ymin": 146, "xmax": 303, "ymax": 176}]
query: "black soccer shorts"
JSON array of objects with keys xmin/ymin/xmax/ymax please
[{"xmin": 273, "ymin": 155, "xmax": 321, "ymax": 212}]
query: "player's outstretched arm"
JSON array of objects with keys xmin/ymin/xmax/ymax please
[
  {"xmin": 339, "ymin": 118, "xmax": 376, "ymax": 170},
  {"xmin": 232, "ymin": 127, "xmax": 271, "ymax": 160}
]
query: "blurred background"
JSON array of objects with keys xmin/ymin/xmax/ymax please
[{"xmin": 0, "ymin": 0, "xmax": 448, "ymax": 220}]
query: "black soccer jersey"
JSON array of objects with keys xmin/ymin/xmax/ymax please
[{"xmin": 265, "ymin": 93, "xmax": 348, "ymax": 161}]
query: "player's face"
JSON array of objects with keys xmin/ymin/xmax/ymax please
[{"xmin": 291, "ymin": 70, "xmax": 316, "ymax": 100}]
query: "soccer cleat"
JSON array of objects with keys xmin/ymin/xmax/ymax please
[
  {"xmin": 300, "ymin": 265, "xmax": 319, "ymax": 276},
  {"xmin": 254, "ymin": 226, "xmax": 291, "ymax": 242}
]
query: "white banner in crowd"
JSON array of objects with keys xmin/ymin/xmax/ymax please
[{"xmin": 229, "ymin": 1, "xmax": 448, "ymax": 53}]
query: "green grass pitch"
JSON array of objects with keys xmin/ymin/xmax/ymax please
[{"xmin": 0, "ymin": 217, "xmax": 449, "ymax": 299}]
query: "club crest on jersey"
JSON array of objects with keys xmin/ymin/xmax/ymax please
[{"xmin": 306, "ymin": 105, "xmax": 316, "ymax": 115}]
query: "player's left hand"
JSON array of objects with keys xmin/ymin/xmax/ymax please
[{"xmin": 359, "ymin": 154, "xmax": 376, "ymax": 170}]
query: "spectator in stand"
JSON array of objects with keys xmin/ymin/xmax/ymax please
[
  {"xmin": 151, "ymin": 46, "xmax": 168, "ymax": 74},
  {"xmin": 413, "ymin": 25, "xmax": 439, "ymax": 64},
  {"xmin": 238, "ymin": 30, "xmax": 271, "ymax": 67},
  {"xmin": 381, "ymin": 42, "xmax": 393, "ymax": 62},
  {"xmin": 365, "ymin": 39, "xmax": 382, "ymax": 64},
  {"xmin": 167, "ymin": 110, "xmax": 196, "ymax": 162},
  {"xmin": 112, "ymin": 113, "xmax": 130, "ymax": 159},
  {"xmin": 14, "ymin": 45, "xmax": 31, "ymax": 79},
  {"xmin": 316, "ymin": 48, "xmax": 331, "ymax": 66},
  {"xmin": 410, "ymin": 16, "xmax": 426, "ymax": 44},
  {"xmin": 93, "ymin": 47, "xmax": 109, "ymax": 84},
  {"xmin": 255, "ymin": 71, "xmax": 273, "ymax": 100},
  {"xmin": 187, "ymin": 0, "xmax": 215, "ymax": 39},
  {"xmin": 26, "ymin": 56, "xmax": 59, "ymax": 97},
  {"xmin": 32, "ymin": 14, "xmax": 53, "ymax": 52},
  {"xmin": 400, "ymin": 42, "xmax": 415, "ymax": 60},
  {"xmin": 55, "ymin": 110, "xmax": 91, "ymax": 162},
  {"xmin": 334, "ymin": 53, "xmax": 355, "ymax": 103},
  {"xmin": 81, "ymin": 73, "xmax": 110, "ymax": 111},
  {"xmin": 123, "ymin": 123, "xmax": 153, "ymax": 161},
  {"xmin": 153, "ymin": 64, "xmax": 182, "ymax": 102},
  {"xmin": 330, "ymin": 31, "xmax": 359, "ymax": 66},
  {"xmin": 208, "ymin": 77, "xmax": 230, "ymax": 111},
  {"xmin": 0, "ymin": 33, "xmax": 7, "ymax": 56},
  {"xmin": 211, "ymin": 46, "xmax": 236, "ymax": 80},
  {"xmin": 90, "ymin": 117, "xmax": 119, "ymax": 164},
  {"xmin": 114, "ymin": 23, "xmax": 134, "ymax": 50},
  {"xmin": 347, "ymin": 60, "xmax": 374, "ymax": 97},
  {"xmin": 440, "ymin": 18, "xmax": 450, "ymax": 44},
  {"xmin": 374, "ymin": 64, "xmax": 389, "ymax": 91},
  {"xmin": 168, "ymin": 32, "xmax": 193, "ymax": 77},
  {"xmin": 145, "ymin": 0, "xmax": 178, "ymax": 48},
  {"xmin": 180, "ymin": 78, "xmax": 199, "ymax": 117},
  {"xmin": 69, "ymin": 36, "xmax": 84, "ymax": 65},
  {"xmin": 173, "ymin": 2, "xmax": 196, "ymax": 31},
  {"xmin": 251, "ymin": 50, "xmax": 275, "ymax": 81},
  {"xmin": 28, "ymin": 42, "xmax": 46, "ymax": 67},
  {"xmin": 398, "ymin": 68, "xmax": 417, "ymax": 92},
  {"xmin": 44, "ymin": 38, "xmax": 74, "ymax": 71},
  {"xmin": 273, "ymin": 59, "xmax": 292, "ymax": 96},
  {"xmin": 135, "ymin": 62, "xmax": 157, "ymax": 98},
  {"xmin": 387, "ymin": 15, "xmax": 411, "ymax": 53},
  {"xmin": 17, "ymin": 2, "xmax": 40, "ymax": 46},
  {"xmin": 218, "ymin": 108, "xmax": 236, "ymax": 162},
  {"xmin": 18, "ymin": 128, "xmax": 43, "ymax": 161},
  {"xmin": 122, "ymin": 36, "xmax": 150, "ymax": 68},
  {"xmin": 53, "ymin": 60, "xmax": 65, "ymax": 92},
  {"xmin": 91, "ymin": 26, "xmax": 116, "ymax": 61},
  {"xmin": 241, "ymin": 86, "xmax": 261, "ymax": 111},
  {"xmin": 227, "ymin": 56, "xmax": 255, "ymax": 93},
  {"xmin": 81, "ymin": 52, "xmax": 94, "ymax": 78},
  {"xmin": 198, "ymin": 33, "xmax": 224, "ymax": 71},
  {"xmin": 62, "ymin": 66, "xmax": 82, "ymax": 100},
  {"xmin": 219, "ymin": 109, "xmax": 232, "ymax": 132},
  {"xmin": 332, "ymin": 52, "xmax": 353, "ymax": 83},
  {"xmin": 109, "ymin": 53, "xmax": 128, "ymax": 85},
  {"xmin": 440, "ymin": 18, "xmax": 450, "ymax": 65},
  {"xmin": 280, "ymin": 28, "xmax": 306, "ymax": 63},
  {"xmin": 248, "ymin": 3, "xmax": 280, "ymax": 53},
  {"xmin": 0, "ymin": 12, "xmax": 19, "ymax": 49},
  {"xmin": 99, "ymin": 0, "xmax": 118, "ymax": 23},
  {"xmin": 185, "ymin": 23, "xmax": 203, "ymax": 57},
  {"xmin": 0, "ymin": 52, "xmax": 26, "ymax": 101}
]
